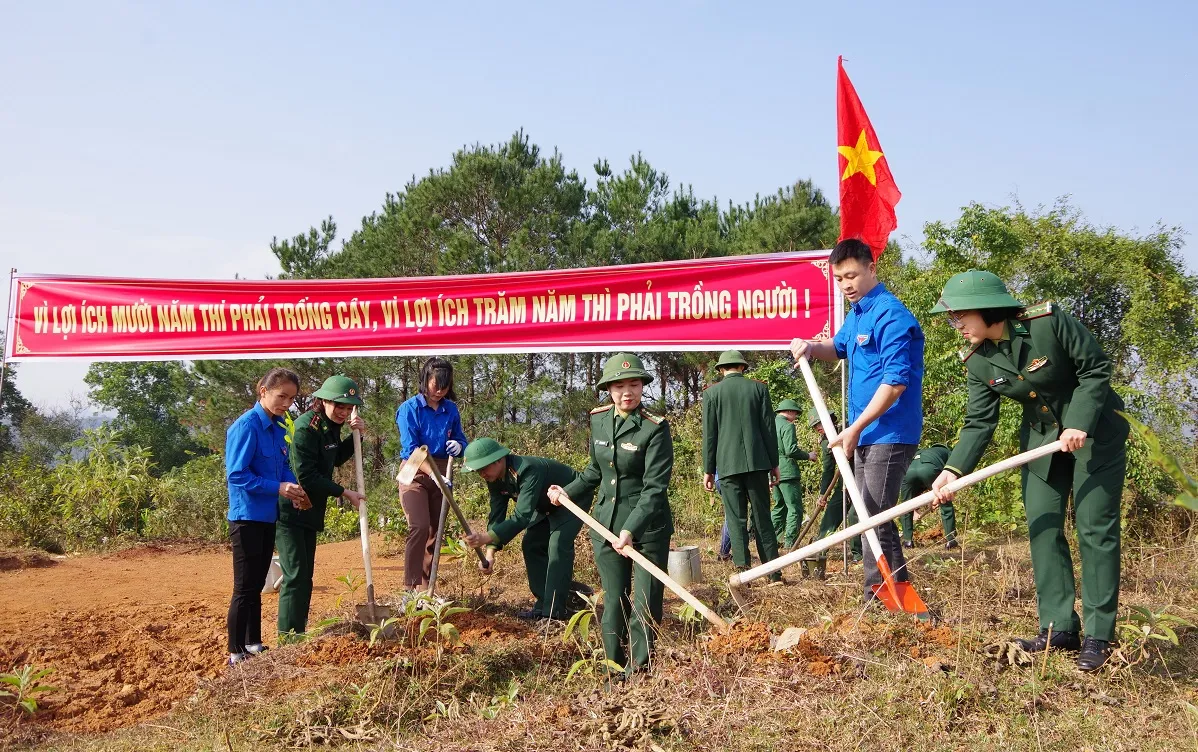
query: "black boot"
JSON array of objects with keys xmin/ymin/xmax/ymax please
[
  {"xmin": 1014, "ymin": 629, "xmax": 1081, "ymax": 653},
  {"xmin": 1077, "ymin": 637, "xmax": 1112, "ymax": 671},
  {"xmin": 944, "ymin": 539, "xmax": 959, "ymax": 550},
  {"xmin": 902, "ymin": 539, "xmax": 914, "ymax": 549},
  {"xmin": 516, "ymin": 608, "xmax": 543, "ymax": 621}
]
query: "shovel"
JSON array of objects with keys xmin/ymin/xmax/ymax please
[
  {"xmin": 794, "ymin": 356, "xmax": 930, "ymax": 619},
  {"xmin": 789, "ymin": 467, "xmax": 840, "ymax": 552},
  {"xmin": 425, "ymin": 457, "xmax": 454, "ymax": 596},
  {"xmin": 350, "ymin": 407, "xmax": 391, "ymax": 627},
  {"xmin": 397, "ymin": 445, "xmax": 490, "ymax": 569}
]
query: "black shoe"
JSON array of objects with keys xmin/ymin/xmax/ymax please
[
  {"xmin": 1077, "ymin": 637, "xmax": 1112, "ymax": 671},
  {"xmin": 1014, "ymin": 629, "xmax": 1081, "ymax": 653},
  {"xmin": 245, "ymin": 643, "xmax": 269, "ymax": 655},
  {"xmin": 716, "ymin": 553, "xmax": 732, "ymax": 562},
  {"xmin": 944, "ymin": 539, "xmax": 959, "ymax": 550},
  {"xmin": 570, "ymin": 580, "xmax": 594, "ymax": 597},
  {"xmin": 902, "ymin": 540, "xmax": 914, "ymax": 549},
  {"xmin": 516, "ymin": 608, "xmax": 543, "ymax": 621}
]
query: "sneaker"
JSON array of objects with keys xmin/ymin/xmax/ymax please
[
  {"xmin": 1077, "ymin": 637, "xmax": 1112, "ymax": 671},
  {"xmin": 227, "ymin": 652, "xmax": 250, "ymax": 667},
  {"xmin": 245, "ymin": 643, "xmax": 269, "ymax": 655},
  {"xmin": 1013, "ymin": 629, "xmax": 1081, "ymax": 653},
  {"xmin": 902, "ymin": 540, "xmax": 914, "ymax": 549}
]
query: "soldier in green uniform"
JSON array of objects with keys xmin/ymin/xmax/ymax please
[
  {"xmin": 280, "ymin": 375, "xmax": 366, "ymax": 640},
  {"xmin": 897, "ymin": 444, "xmax": 958, "ymax": 549},
  {"xmin": 808, "ymin": 408, "xmax": 861, "ymax": 578},
  {"xmin": 702, "ymin": 350, "xmax": 781, "ymax": 577},
  {"xmin": 548, "ymin": 353, "xmax": 674, "ymax": 677},
  {"xmin": 770, "ymin": 398, "xmax": 810, "ymax": 549},
  {"xmin": 462, "ymin": 438, "xmax": 593, "ymax": 621},
  {"xmin": 928, "ymin": 270, "xmax": 1128, "ymax": 671}
]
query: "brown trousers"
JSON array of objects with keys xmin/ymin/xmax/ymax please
[{"xmin": 398, "ymin": 456, "xmax": 448, "ymax": 588}]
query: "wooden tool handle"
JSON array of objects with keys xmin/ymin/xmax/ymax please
[{"xmin": 554, "ymin": 494, "xmax": 728, "ymax": 631}]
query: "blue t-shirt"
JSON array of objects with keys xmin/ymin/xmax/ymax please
[
  {"xmin": 395, "ymin": 394, "xmax": 469, "ymax": 460},
  {"xmin": 832, "ymin": 283, "xmax": 924, "ymax": 446},
  {"xmin": 225, "ymin": 403, "xmax": 297, "ymax": 522}
]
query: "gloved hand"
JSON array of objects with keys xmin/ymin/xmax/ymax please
[{"xmin": 445, "ymin": 439, "xmax": 463, "ymax": 457}]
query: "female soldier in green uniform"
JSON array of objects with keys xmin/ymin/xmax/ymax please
[
  {"xmin": 928, "ymin": 270, "xmax": 1128, "ymax": 671},
  {"xmin": 548, "ymin": 353, "xmax": 674, "ymax": 677},
  {"xmin": 279, "ymin": 374, "xmax": 366, "ymax": 641}
]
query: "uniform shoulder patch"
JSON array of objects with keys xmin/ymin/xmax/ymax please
[
  {"xmin": 750, "ymin": 377, "xmax": 767, "ymax": 385},
  {"xmin": 639, "ymin": 407, "xmax": 665, "ymax": 424},
  {"xmin": 1018, "ymin": 300, "xmax": 1054, "ymax": 320},
  {"xmin": 590, "ymin": 404, "xmax": 614, "ymax": 415},
  {"xmin": 308, "ymin": 412, "xmax": 322, "ymax": 428},
  {"xmin": 958, "ymin": 343, "xmax": 982, "ymax": 362}
]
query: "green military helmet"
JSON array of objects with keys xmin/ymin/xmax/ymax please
[
  {"xmin": 929, "ymin": 270, "xmax": 1023, "ymax": 314},
  {"xmin": 806, "ymin": 407, "xmax": 838, "ymax": 430},
  {"xmin": 462, "ymin": 437, "xmax": 510, "ymax": 472},
  {"xmin": 714, "ymin": 349, "xmax": 749, "ymax": 369},
  {"xmin": 596, "ymin": 352, "xmax": 654, "ymax": 390},
  {"xmin": 312, "ymin": 374, "xmax": 363, "ymax": 406},
  {"xmin": 775, "ymin": 398, "xmax": 802, "ymax": 413}
]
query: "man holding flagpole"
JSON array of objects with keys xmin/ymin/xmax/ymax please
[{"xmin": 790, "ymin": 58, "xmax": 923, "ymax": 603}]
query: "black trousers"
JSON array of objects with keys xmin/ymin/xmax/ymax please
[{"xmin": 227, "ymin": 520, "xmax": 276, "ymax": 653}]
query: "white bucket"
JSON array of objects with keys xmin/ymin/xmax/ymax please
[
  {"xmin": 262, "ymin": 555, "xmax": 283, "ymax": 593},
  {"xmin": 667, "ymin": 545, "xmax": 702, "ymax": 587}
]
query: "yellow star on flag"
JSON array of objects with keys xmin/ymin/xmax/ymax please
[{"xmin": 838, "ymin": 130, "xmax": 884, "ymax": 186}]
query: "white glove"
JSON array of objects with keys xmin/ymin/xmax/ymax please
[{"xmin": 445, "ymin": 440, "xmax": 463, "ymax": 457}]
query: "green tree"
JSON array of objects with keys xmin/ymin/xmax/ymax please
[
  {"xmin": 0, "ymin": 330, "xmax": 34, "ymax": 455},
  {"xmin": 84, "ymin": 362, "xmax": 206, "ymax": 472}
]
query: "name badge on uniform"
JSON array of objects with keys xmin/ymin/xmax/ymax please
[
  {"xmin": 989, "ymin": 377, "xmax": 1007, "ymax": 387},
  {"xmin": 856, "ymin": 333, "xmax": 870, "ymax": 346},
  {"xmin": 323, "ymin": 442, "xmax": 339, "ymax": 450},
  {"xmin": 1026, "ymin": 357, "xmax": 1048, "ymax": 372},
  {"xmin": 594, "ymin": 439, "xmax": 610, "ymax": 447},
  {"xmin": 619, "ymin": 442, "xmax": 639, "ymax": 451}
]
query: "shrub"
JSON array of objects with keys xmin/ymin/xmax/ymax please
[{"xmin": 143, "ymin": 454, "xmax": 229, "ymax": 541}]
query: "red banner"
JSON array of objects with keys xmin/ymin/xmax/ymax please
[{"xmin": 6, "ymin": 252, "xmax": 835, "ymax": 361}]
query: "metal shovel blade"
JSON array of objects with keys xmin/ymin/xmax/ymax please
[{"xmin": 396, "ymin": 445, "xmax": 431, "ymax": 486}]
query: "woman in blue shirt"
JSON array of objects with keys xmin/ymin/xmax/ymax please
[
  {"xmin": 395, "ymin": 357, "xmax": 468, "ymax": 590},
  {"xmin": 224, "ymin": 367, "xmax": 308, "ymax": 666}
]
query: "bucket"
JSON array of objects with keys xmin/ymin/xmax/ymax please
[
  {"xmin": 262, "ymin": 555, "xmax": 283, "ymax": 594},
  {"xmin": 667, "ymin": 545, "xmax": 702, "ymax": 587}
]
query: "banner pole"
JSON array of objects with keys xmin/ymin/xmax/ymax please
[{"xmin": 0, "ymin": 269, "xmax": 15, "ymax": 413}]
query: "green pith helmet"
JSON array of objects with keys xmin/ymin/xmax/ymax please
[
  {"xmin": 775, "ymin": 398, "xmax": 802, "ymax": 413},
  {"xmin": 929, "ymin": 270, "xmax": 1023, "ymax": 314},
  {"xmin": 312, "ymin": 374, "xmax": 363, "ymax": 406},
  {"xmin": 714, "ymin": 349, "xmax": 749, "ymax": 369},
  {"xmin": 462, "ymin": 437, "xmax": 510, "ymax": 472},
  {"xmin": 596, "ymin": 352, "xmax": 654, "ymax": 390},
  {"xmin": 806, "ymin": 407, "xmax": 838, "ymax": 429}
]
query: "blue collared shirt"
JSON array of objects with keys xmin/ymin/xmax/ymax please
[
  {"xmin": 225, "ymin": 403, "xmax": 297, "ymax": 522},
  {"xmin": 832, "ymin": 283, "xmax": 924, "ymax": 446},
  {"xmin": 395, "ymin": 394, "xmax": 469, "ymax": 460}
]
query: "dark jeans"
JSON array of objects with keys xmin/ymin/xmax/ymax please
[
  {"xmin": 227, "ymin": 520, "xmax": 276, "ymax": 653},
  {"xmin": 854, "ymin": 443, "xmax": 917, "ymax": 599}
]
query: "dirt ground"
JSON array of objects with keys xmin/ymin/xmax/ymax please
[{"xmin": 0, "ymin": 538, "xmax": 409, "ymax": 735}]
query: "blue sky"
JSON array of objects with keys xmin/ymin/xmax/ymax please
[{"xmin": 3, "ymin": 1, "xmax": 1195, "ymax": 408}]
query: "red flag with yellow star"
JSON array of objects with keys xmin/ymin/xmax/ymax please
[{"xmin": 837, "ymin": 57, "xmax": 900, "ymax": 258}]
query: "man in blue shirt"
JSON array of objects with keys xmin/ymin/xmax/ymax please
[{"xmin": 791, "ymin": 238, "xmax": 924, "ymax": 600}]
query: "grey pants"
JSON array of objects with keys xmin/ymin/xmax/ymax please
[{"xmin": 854, "ymin": 443, "xmax": 917, "ymax": 599}]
